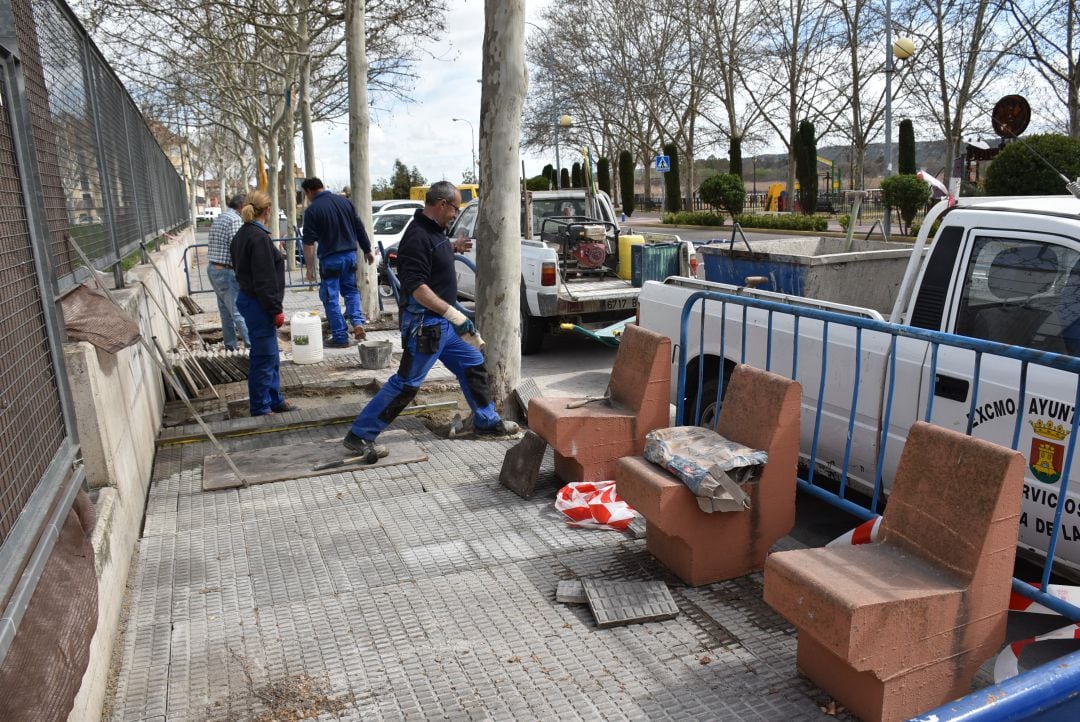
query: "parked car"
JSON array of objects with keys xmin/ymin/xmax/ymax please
[
  {"xmin": 195, "ymin": 208, "xmax": 220, "ymax": 222},
  {"xmin": 372, "ymin": 200, "xmax": 423, "ymax": 215},
  {"xmin": 372, "ymin": 211, "xmax": 415, "ymax": 299}
]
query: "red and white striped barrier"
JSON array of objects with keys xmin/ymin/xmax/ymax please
[
  {"xmin": 1009, "ymin": 582, "xmax": 1080, "ymax": 615},
  {"xmin": 826, "ymin": 516, "xmax": 882, "ymax": 547},
  {"xmin": 993, "ymin": 623, "xmax": 1080, "ymax": 682},
  {"xmin": 555, "ymin": 480, "xmax": 637, "ymax": 531}
]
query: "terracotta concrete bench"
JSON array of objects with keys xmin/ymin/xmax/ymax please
[
  {"xmin": 529, "ymin": 324, "xmax": 670, "ymax": 483},
  {"xmin": 615, "ymin": 365, "xmax": 802, "ymax": 586},
  {"xmin": 763, "ymin": 421, "xmax": 1025, "ymax": 722}
]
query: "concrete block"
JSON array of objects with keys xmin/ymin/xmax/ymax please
[
  {"xmin": 556, "ymin": 580, "xmax": 587, "ymax": 604},
  {"xmin": 762, "ymin": 422, "xmax": 1025, "ymax": 722},
  {"xmin": 615, "ymin": 365, "xmax": 801, "ymax": 586},
  {"xmin": 499, "ymin": 431, "xmax": 548, "ymax": 499}
]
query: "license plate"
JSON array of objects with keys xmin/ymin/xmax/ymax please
[{"xmin": 559, "ymin": 297, "xmax": 638, "ymax": 314}]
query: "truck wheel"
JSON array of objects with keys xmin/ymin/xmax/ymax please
[
  {"xmin": 686, "ymin": 361, "xmax": 734, "ymax": 428},
  {"xmin": 521, "ymin": 307, "xmax": 544, "ymax": 355}
]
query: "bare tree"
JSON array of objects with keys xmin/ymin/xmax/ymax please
[
  {"xmin": 347, "ymin": 0, "xmax": 378, "ymax": 317},
  {"xmin": 476, "ymin": 0, "xmax": 527, "ymax": 405},
  {"xmin": 745, "ymin": 0, "xmax": 841, "ymax": 201},
  {"xmin": 1009, "ymin": 0, "xmax": 1080, "ymax": 138},
  {"xmin": 897, "ymin": 0, "xmax": 1020, "ymax": 183}
]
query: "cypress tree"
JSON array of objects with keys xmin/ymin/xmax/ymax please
[
  {"xmin": 571, "ymin": 162, "xmax": 582, "ymax": 188},
  {"xmin": 560, "ymin": 167, "xmax": 570, "ymax": 189},
  {"xmin": 597, "ymin": 157, "xmax": 611, "ymax": 194},
  {"xmin": 898, "ymin": 119, "xmax": 917, "ymax": 175},
  {"xmin": 663, "ymin": 142, "xmax": 682, "ymax": 213},
  {"xmin": 542, "ymin": 164, "xmax": 554, "ymax": 184},
  {"xmin": 618, "ymin": 150, "xmax": 635, "ymax": 216},
  {"xmin": 729, "ymin": 136, "xmax": 743, "ymax": 179},
  {"xmin": 795, "ymin": 120, "xmax": 818, "ymax": 215}
]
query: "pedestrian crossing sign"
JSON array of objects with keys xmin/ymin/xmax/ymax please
[{"xmin": 654, "ymin": 155, "xmax": 671, "ymax": 173}]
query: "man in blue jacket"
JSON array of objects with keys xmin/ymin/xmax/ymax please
[
  {"xmin": 343, "ymin": 181, "xmax": 519, "ymax": 462},
  {"xmin": 301, "ymin": 177, "xmax": 374, "ymax": 346}
]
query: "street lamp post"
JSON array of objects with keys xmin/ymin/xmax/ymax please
[
  {"xmin": 555, "ymin": 114, "xmax": 572, "ymax": 189},
  {"xmin": 883, "ymin": 0, "xmax": 915, "ymax": 239},
  {"xmin": 451, "ymin": 117, "xmax": 477, "ymax": 182}
]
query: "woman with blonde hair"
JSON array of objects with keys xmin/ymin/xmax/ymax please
[{"xmin": 231, "ymin": 190, "xmax": 295, "ymax": 416}]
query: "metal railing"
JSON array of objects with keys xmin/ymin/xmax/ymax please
[
  {"xmin": 673, "ymin": 288, "xmax": 1080, "ymax": 716},
  {"xmin": 0, "ymin": 0, "xmax": 187, "ymax": 665},
  {"xmin": 675, "ymin": 290, "xmax": 1080, "ymax": 616},
  {"xmin": 184, "ymin": 241, "xmax": 317, "ymax": 295}
]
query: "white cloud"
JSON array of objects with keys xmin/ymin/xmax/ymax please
[{"xmin": 309, "ymin": 0, "xmax": 552, "ymax": 193}]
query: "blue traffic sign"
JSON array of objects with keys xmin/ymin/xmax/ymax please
[{"xmin": 654, "ymin": 155, "xmax": 671, "ymax": 173}]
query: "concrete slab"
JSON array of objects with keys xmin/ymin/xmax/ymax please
[
  {"xmin": 556, "ymin": 579, "xmax": 587, "ymax": 604},
  {"xmin": 498, "ymin": 430, "xmax": 548, "ymax": 499},
  {"xmin": 200, "ymin": 430, "xmax": 426, "ymax": 490},
  {"xmin": 582, "ymin": 578, "xmax": 680, "ymax": 628}
]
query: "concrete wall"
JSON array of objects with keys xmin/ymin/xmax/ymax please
[{"xmin": 66, "ymin": 229, "xmax": 193, "ymax": 722}]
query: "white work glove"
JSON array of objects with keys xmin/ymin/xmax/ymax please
[{"xmin": 442, "ymin": 306, "xmax": 484, "ymax": 349}]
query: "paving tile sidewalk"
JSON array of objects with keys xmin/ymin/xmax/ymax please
[{"xmin": 107, "ymin": 407, "xmax": 855, "ymax": 721}]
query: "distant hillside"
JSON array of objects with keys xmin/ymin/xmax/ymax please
[{"xmin": 693, "ymin": 139, "xmax": 957, "ymax": 188}]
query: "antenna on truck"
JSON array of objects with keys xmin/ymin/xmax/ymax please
[{"xmin": 991, "ymin": 95, "xmax": 1080, "ymax": 200}]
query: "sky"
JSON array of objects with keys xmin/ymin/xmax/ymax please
[{"xmin": 309, "ymin": 0, "xmax": 553, "ymax": 192}]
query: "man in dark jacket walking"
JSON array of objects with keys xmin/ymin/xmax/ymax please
[
  {"xmin": 343, "ymin": 181, "xmax": 518, "ymax": 462},
  {"xmin": 301, "ymin": 177, "xmax": 374, "ymax": 347}
]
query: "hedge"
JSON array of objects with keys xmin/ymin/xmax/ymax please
[{"xmin": 735, "ymin": 214, "xmax": 828, "ymax": 232}]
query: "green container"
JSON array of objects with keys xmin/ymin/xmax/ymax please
[{"xmin": 631, "ymin": 242, "xmax": 681, "ymax": 288}]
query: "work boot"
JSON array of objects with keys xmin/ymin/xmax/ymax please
[
  {"xmin": 475, "ymin": 419, "xmax": 521, "ymax": 437},
  {"xmin": 343, "ymin": 431, "xmax": 388, "ymax": 464},
  {"xmin": 326, "ymin": 338, "xmax": 353, "ymax": 349},
  {"xmin": 353, "ymin": 324, "xmax": 367, "ymax": 341}
]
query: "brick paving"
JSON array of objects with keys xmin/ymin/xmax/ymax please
[{"xmin": 108, "ymin": 407, "xmax": 858, "ymax": 721}]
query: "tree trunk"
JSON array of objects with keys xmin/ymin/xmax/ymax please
[
  {"xmin": 283, "ymin": 100, "xmax": 297, "ymax": 269},
  {"xmin": 347, "ymin": 0, "xmax": 378, "ymax": 320},
  {"xmin": 476, "ymin": 0, "xmax": 526, "ymax": 410},
  {"xmin": 267, "ymin": 128, "xmax": 280, "ymax": 232},
  {"xmin": 299, "ymin": 2, "xmax": 317, "ymax": 181}
]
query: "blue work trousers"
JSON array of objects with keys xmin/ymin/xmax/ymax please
[
  {"xmin": 351, "ymin": 311, "xmax": 500, "ymax": 440},
  {"xmin": 319, "ymin": 251, "xmax": 364, "ymax": 343},
  {"xmin": 236, "ymin": 292, "xmax": 285, "ymax": 416},
  {"xmin": 207, "ymin": 263, "xmax": 248, "ymax": 349}
]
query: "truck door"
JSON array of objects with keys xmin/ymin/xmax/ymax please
[
  {"xmin": 450, "ymin": 203, "xmax": 479, "ymax": 299},
  {"xmin": 930, "ymin": 229, "xmax": 1080, "ymax": 573}
]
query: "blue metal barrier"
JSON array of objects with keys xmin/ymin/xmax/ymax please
[
  {"xmin": 910, "ymin": 647, "xmax": 1080, "ymax": 721},
  {"xmin": 675, "ymin": 290, "xmax": 1080, "ymax": 622}
]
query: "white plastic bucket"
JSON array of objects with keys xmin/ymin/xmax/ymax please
[{"xmin": 290, "ymin": 311, "xmax": 324, "ymax": 364}]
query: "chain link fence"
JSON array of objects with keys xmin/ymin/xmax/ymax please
[{"xmin": 0, "ymin": 0, "xmax": 187, "ymax": 664}]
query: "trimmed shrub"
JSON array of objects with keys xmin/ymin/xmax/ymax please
[
  {"xmin": 542, "ymin": 164, "xmax": 554, "ymax": 184},
  {"xmin": 734, "ymin": 214, "xmax": 828, "ymax": 232},
  {"xmin": 661, "ymin": 211, "xmax": 726, "ymax": 226},
  {"xmin": 663, "ymin": 142, "xmax": 682, "ymax": 213},
  {"xmin": 597, "ymin": 157, "xmax": 611, "ymax": 194},
  {"xmin": 560, "ymin": 167, "xmax": 570, "ymax": 189},
  {"xmin": 837, "ymin": 213, "xmax": 851, "ymax": 231},
  {"xmin": 571, "ymin": 162, "xmax": 582, "ymax": 188},
  {"xmin": 526, "ymin": 174, "xmax": 551, "ymax": 191},
  {"xmin": 881, "ymin": 174, "xmax": 931, "ymax": 235},
  {"xmin": 619, "ymin": 150, "xmax": 635, "ymax": 216},
  {"xmin": 698, "ymin": 173, "xmax": 745, "ymax": 219},
  {"xmin": 898, "ymin": 119, "xmax": 916, "ymax": 175},
  {"xmin": 985, "ymin": 134, "xmax": 1080, "ymax": 196}
]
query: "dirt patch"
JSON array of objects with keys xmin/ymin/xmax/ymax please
[{"xmin": 226, "ymin": 650, "xmax": 355, "ymax": 722}]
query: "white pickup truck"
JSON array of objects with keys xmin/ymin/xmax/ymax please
[
  {"xmin": 449, "ymin": 189, "xmax": 692, "ymax": 353},
  {"xmin": 639, "ymin": 194, "xmax": 1080, "ymax": 576}
]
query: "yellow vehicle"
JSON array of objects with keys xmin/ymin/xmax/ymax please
[{"xmin": 409, "ymin": 184, "xmax": 478, "ymax": 208}]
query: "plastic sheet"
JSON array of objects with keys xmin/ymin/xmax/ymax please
[{"xmin": 555, "ymin": 480, "xmax": 637, "ymax": 531}]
